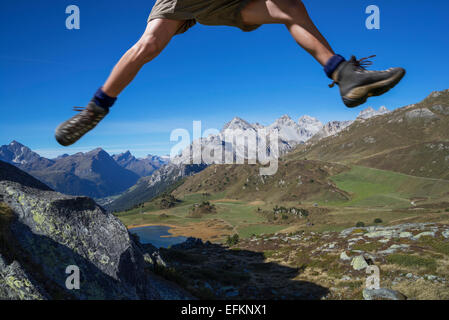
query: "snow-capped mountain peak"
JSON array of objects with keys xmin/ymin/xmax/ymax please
[
  {"xmin": 222, "ymin": 117, "xmax": 254, "ymax": 132},
  {"xmin": 357, "ymin": 106, "xmax": 390, "ymax": 120},
  {"xmin": 268, "ymin": 115, "xmax": 301, "ymax": 141},
  {"xmin": 312, "ymin": 120, "xmax": 354, "ymax": 140},
  {"xmin": 268, "ymin": 114, "xmax": 323, "ymax": 152},
  {"xmin": 298, "ymin": 115, "xmax": 323, "ymax": 137}
]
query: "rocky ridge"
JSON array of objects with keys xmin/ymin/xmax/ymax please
[{"xmin": 0, "ymin": 160, "xmax": 190, "ymax": 300}]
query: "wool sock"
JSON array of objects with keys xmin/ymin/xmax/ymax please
[
  {"xmin": 92, "ymin": 87, "xmax": 117, "ymax": 109},
  {"xmin": 324, "ymin": 54, "xmax": 346, "ymax": 79}
]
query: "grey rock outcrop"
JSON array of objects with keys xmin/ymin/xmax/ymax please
[
  {"xmin": 362, "ymin": 288, "xmax": 407, "ymax": 300},
  {"xmin": 0, "ymin": 160, "xmax": 190, "ymax": 300}
]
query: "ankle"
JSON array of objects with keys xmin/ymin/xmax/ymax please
[
  {"xmin": 92, "ymin": 87, "xmax": 117, "ymax": 109},
  {"xmin": 324, "ymin": 54, "xmax": 345, "ymax": 79}
]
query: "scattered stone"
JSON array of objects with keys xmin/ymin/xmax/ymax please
[
  {"xmin": 399, "ymin": 232, "xmax": 413, "ymax": 238},
  {"xmin": 348, "ymin": 237, "xmax": 364, "ymax": 242},
  {"xmin": 351, "ymin": 255, "xmax": 369, "ymax": 270},
  {"xmin": 442, "ymin": 230, "xmax": 449, "ymax": 239},
  {"xmin": 365, "ymin": 230, "xmax": 394, "ymax": 238},
  {"xmin": 431, "ymin": 104, "xmax": 449, "ymax": 115},
  {"xmin": 340, "ymin": 251, "xmax": 351, "ymax": 261},
  {"xmin": 412, "ymin": 231, "xmax": 435, "ymax": 240},
  {"xmin": 362, "ymin": 288, "xmax": 407, "ymax": 300},
  {"xmin": 405, "ymin": 108, "xmax": 438, "ymax": 120},
  {"xmin": 379, "ymin": 244, "xmax": 410, "ymax": 255}
]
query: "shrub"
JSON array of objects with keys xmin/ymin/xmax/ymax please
[
  {"xmin": 355, "ymin": 221, "xmax": 365, "ymax": 227},
  {"xmin": 445, "ymin": 208, "xmax": 449, "ymax": 212},
  {"xmin": 226, "ymin": 234, "xmax": 240, "ymax": 246},
  {"xmin": 188, "ymin": 201, "xmax": 216, "ymax": 218},
  {"xmin": 374, "ymin": 218, "xmax": 383, "ymax": 224},
  {"xmin": 159, "ymin": 194, "xmax": 180, "ymax": 209}
]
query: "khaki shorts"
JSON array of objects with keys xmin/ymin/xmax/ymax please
[{"xmin": 148, "ymin": 0, "xmax": 261, "ymax": 34}]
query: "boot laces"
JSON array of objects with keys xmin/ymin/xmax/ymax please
[
  {"xmin": 73, "ymin": 106, "xmax": 85, "ymax": 112},
  {"xmin": 353, "ymin": 54, "xmax": 376, "ymax": 69},
  {"xmin": 329, "ymin": 55, "xmax": 377, "ymax": 88}
]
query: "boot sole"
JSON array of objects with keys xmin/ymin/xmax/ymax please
[
  {"xmin": 342, "ymin": 69, "xmax": 406, "ymax": 108},
  {"xmin": 55, "ymin": 122, "xmax": 78, "ymax": 147},
  {"xmin": 55, "ymin": 108, "xmax": 108, "ymax": 147}
]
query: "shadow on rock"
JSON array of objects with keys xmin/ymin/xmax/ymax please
[{"xmin": 147, "ymin": 239, "xmax": 329, "ymax": 300}]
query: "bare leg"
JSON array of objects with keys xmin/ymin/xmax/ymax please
[
  {"xmin": 102, "ymin": 19, "xmax": 184, "ymax": 97},
  {"xmin": 241, "ymin": 0, "xmax": 334, "ymax": 66}
]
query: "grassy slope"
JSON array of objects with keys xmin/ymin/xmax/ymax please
[
  {"xmin": 289, "ymin": 89, "xmax": 449, "ymax": 179},
  {"xmin": 117, "ymin": 193, "xmax": 288, "ymax": 240},
  {"xmin": 328, "ymin": 166, "xmax": 449, "ymax": 208},
  {"xmin": 116, "ymin": 164, "xmax": 449, "ymax": 240},
  {"xmin": 173, "ymin": 159, "xmax": 350, "ymax": 203}
]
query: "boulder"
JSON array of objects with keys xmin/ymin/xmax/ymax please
[
  {"xmin": 0, "ymin": 160, "xmax": 191, "ymax": 300},
  {"xmin": 399, "ymin": 232, "xmax": 412, "ymax": 238},
  {"xmin": 363, "ymin": 288, "xmax": 407, "ymax": 300},
  {"xmin": 365, "ymin": 230, "xmax": 394, "ymax": 238},
  {"xmin": 351, "ymin": 255, "xmax": 369, "ymax": 270},
  {"xmin": 340, "ymin": 251, "xmax": 351, "ymax": 261},
  {"xmin": 412, "ymin": 231, "xmax": 435, "ymax": 240},
  {"xmin": 0, "ymin": 254, "xmax": 47, "ymax": 300}
]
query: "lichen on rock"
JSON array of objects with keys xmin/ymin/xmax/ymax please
[{"xmin": 0, "ymin": 160, "xmax": 191, "ymax": 300}]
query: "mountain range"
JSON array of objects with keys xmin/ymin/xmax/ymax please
[
  {"xmin": 172, "ymin": 108, "xmax": 385, "ymax": 165},
  {"xmin": 0, "ymin": 142, "xmax": 167, "ymax": 199},
  {"xmin": 0, "ymin": 105, "xmax": 394, "ymax": 208},
  {"xmin": 105, "ymin": 106, "xmax": 393, "ymax": 211},
  {"xmin": 112, "ymin": 151, "xmax": 168, "ymax": 177},
  {"xmin": 171, "ymin": 89, "xmax": 449, "ymax": 205}
]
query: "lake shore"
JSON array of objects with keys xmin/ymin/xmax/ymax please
[{"xmin": 127, "ymin": 219, "xmax": 233, "ymax": 242}]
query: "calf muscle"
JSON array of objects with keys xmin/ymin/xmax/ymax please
[{"xmin": 102, "ymin": 19, "xmax": 183, "ymax": 97}]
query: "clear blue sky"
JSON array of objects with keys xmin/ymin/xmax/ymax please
[{"xmin": 1, "ymin": 0, "xmax": 448, "ymax": 158}]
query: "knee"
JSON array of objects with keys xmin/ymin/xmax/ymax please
[
  {"xmin": 279, "ymin": 0, "xmax": 306, "ymax": 22},
  {"xmin": 131, "ymin": 35, "xmax": 163, "ymax": 64}
]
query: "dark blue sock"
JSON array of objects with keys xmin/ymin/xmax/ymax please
[
  {"xmin": 92, "ymin": 87, "xmax": 117, "ymax": 109},
  {"xmin": 324, "ymin": 54, "xmax": 346, "ymax": 79}
]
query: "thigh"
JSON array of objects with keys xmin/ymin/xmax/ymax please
[{"xmin": 241, "ymin": 0, "xmax": 294, "ymax": 25}]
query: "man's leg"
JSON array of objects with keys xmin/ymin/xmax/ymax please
[
  {"xmin": 103, "ymin": 19, "xmax": 184, "ymax": 97},
  {"xmin": 241, "ymin": 0, "xmax": 405, "ymax": 107},
  {"xmin": 55, "ymin": 18, "xmax": 184, "ymax": 146},
  {"xmin": 241, "ymin": 0, "xmax": 334, "ymax": 66}
]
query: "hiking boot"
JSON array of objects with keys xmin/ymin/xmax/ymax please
[
  {"xmin": 330, "ymin": 55, "xmax": 406, "ymax": 108},
  {"xmin": 55, "ymin": 101, "xmax": 109, "ymax": 146}
]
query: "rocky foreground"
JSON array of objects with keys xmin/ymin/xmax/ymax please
[
  {"xmin": 1, "ymin": 158, "xmax": 448, "ymax": 300},
  {"xmin": 0, "ymin": 160, "xmax": 190, "ymax": 300},
  {"xmin": 152, "ymin": 223, "xmax": 449, "ymax": 300}
]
